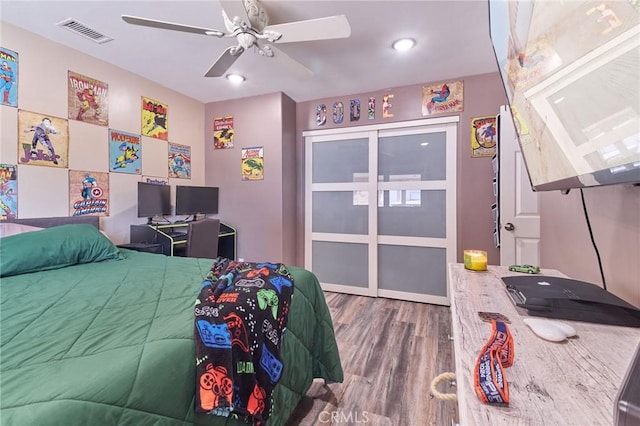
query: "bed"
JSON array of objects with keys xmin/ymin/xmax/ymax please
[{"xmin": 0, "ymin": 217, "xmax": 343, "ymax": 425}]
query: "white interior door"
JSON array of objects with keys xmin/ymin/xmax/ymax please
[
  {"xmin": 498, "ymin": 105, "xmax": 540, "ymax": 266},
  {"xmin": 305, "ymin": 117, "xmax": 457, "ymax": 305}
]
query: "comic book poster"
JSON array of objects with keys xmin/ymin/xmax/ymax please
[
  {"xmin": 471, "ymin": 116, "xmax": 497, "ymax": 157},
  {"xmin": 18, "ymin": 110, "xmax": 69, "ymax": 168},
  {"xmin": 69, "ymin": 170, "xmax": 109, "ymax": 217},
  {"xmin": 68, "ymin": 71, "xmax": 109, "ymax": 126},
  {"xmin": 168, "ymin": 142, "xmax": 191, "ymax": 179},
  {"xmin": 141, "ymin": 96, "xmax": 168, "ymax": 140},
  {"xmin": 0, "ymin": 47, "xmax": 18, "ymax": 107},
  {"xmin": 109, "ymin": 129, "xmax": 141, "ymax": 174},
  {"xmin": 213, "ymin": 116, "xmax": 234, "ymax": 149},
  {"xmin": 0, "ymin": 164, "xmax": 17, "ymax": 219},
  {"xmin": 422, "ymin": 80, "xmax": 464, "ymax": 116},
  {"xmin": 241, "ymin": 146, "xmax": 264, "ymax": 181},
  {"xmin": 142, "ymin": 175, "xmax": 169, "ymax": 185}
]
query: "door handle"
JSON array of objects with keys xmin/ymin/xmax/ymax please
[{"xmin": 504, "ymin": 222, "xmax": 515, "ymax": 231}]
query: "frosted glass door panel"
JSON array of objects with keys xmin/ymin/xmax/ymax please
[
  {"xmin": 378, "ymin": 190, "xmax": 446, "ymax": 238},
  {"xmin": 378, "ymin": 245, "xmax": 447, "ymax": 296},
  {"xmin": 312, "ymin": 138, "xmax": 368, "ymax": 183},
  {"xmin": 305, "ymin": 117, "xmax": 457, "ymax": 304},
  {"xmin": 312, "ymin": 241, "xmax": 368, "ymax": 288},
  {"xmin": 378, "ymin": 132, "xmax": 446, "ymax": 181},
  {"xmin": 312, "ymin": 192, "xmax": 368, "ymax": 234}
]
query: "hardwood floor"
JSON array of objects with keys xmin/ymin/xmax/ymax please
[{"xmin": 286, "ymin": 292, "xmax": 458, "ymax": 425}]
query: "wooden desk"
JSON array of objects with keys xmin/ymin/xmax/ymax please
[{"xmin": 448, "ymin": 263, "xmax": 640, "ymax": 426}]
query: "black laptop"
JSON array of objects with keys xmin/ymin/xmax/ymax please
[{"xmin": 502, "ymin": 275, "xmax": 640, "ymax": 327}]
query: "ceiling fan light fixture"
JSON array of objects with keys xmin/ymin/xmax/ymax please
[
  {"xmin": 392, "ymin": 38, "xmax": 416, "ymax": 51},
  {"xmin": 226, "ymin": 73, "xmax": 246, "ymax": 83},
  {"xmin": 122, "ymin": 0, "xmax": 352, "ymax": 80}
]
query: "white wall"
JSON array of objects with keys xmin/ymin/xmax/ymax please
[{"xmin": 0, "ymin": 23, "xmax": 205, "ymax": 244}]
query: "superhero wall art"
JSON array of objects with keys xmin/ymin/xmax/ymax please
[
  {"xmin": 69, "ymin": 170, "xmax": 109, "ymax": 217},
  {"xmin": 213, "ymin": 116, "xmax": 234, "ymax": 149},
  {"xmin": 0, "ymin": 164, "xmax": 18, "ymax": 219},
  {"xmin": 471, "ymin": 116, "xmax": 497, "ymax": 158},
  {"xmin": 168, "ymin": 142, "xmax": 191, "ymax": 179},
  {"xmin": 109, "ymin": 129, "xmax": 142, "ymax": 174},
  {"xmin": 241, "ymin": 146, "xmax": 264, "ymax": 181},
  {"xmin": 141, "ymin": 96, "xmax": 168, "ymax": 141},
  {"xmin": 18, "ymin": 110, "xmax": 69, "ymax": 168},
  {"xmin": 0, "ymin": 47, "xmax": 18, "ymax": 108},
  {"xmin": 68, "ymin": 71, "xmax": 109, "ymax": 126},
  {"xmin": 422, "ymin": 80, "xmax": 464, "ymax": 116}
]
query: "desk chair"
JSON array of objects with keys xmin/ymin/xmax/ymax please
[{"xmin": 185, "ymin": 218, "xmax": 221, "ymax": 259}]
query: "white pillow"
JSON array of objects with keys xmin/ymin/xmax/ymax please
[{"xmin": 0, "ymin": 223, "xmax": 44, "ymax": 238}]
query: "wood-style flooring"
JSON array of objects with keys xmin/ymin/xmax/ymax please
[{"xmin": 286, "ymin": 292, "xmax": 458, "ymax": 426}]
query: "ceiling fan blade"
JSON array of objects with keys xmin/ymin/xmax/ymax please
[
  {"xmin": 219, "ymin": 0, "xmax": 250, "ymax": 27},
  {"xmin": 265, "ymin": 15, "xmax": 351, "ymax": 44},
  {"xmin": 266, "ymin": 44, "xmax": 313, "ymax": 80},
  {"xmin": 205, "ymin": 46, "xmax": 244, "ymax": 77},
  {"xmin": 122, "ymin": 15, "xmax": 225, "ymax": 37}
]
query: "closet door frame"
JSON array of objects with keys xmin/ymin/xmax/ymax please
[{"xmin": 304, "ymin": 116, "xmax": 458, "ymax": 303}]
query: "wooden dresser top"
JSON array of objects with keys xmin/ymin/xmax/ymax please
[{"xmin": 449, "ymin": 263, "xmax": 640, "ymax": 426}]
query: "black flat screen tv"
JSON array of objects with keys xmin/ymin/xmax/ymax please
[
  {"xmin": 488, "ymin": 0, "xmax": 640, "ymax": 191},
  {"xmin": 175, "ymin": 185, "xmax": 219, "ymax": 216},
  {"xmin": 137, "ymin": 181, "xmax": 171, "ymax": 223}
]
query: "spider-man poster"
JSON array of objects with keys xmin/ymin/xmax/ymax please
[{"xmin": 422, "ymin": 80, "xmax": 464, "ymax": 116}]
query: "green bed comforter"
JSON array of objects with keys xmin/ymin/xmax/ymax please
[{"xmin": 0, "ymin": 247, "xmax": 343, "ymax": 425}]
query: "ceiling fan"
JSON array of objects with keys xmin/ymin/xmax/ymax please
[{"xmin": 121, "ymin": 0, "xmax": 351, "ymax": 80}]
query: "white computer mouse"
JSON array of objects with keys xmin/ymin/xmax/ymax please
[
  {"xmin": 523, "ymin": 318, "xmax": 576, "ymax": 342},
  {"xmin": 547, "ymin": 320, "xmax": 577, "ymax": 338}
]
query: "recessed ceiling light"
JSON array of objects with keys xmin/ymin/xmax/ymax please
[
  {"xmin": 226, "ymin": 74, "xmax": 245, "ymax": 83},
  {"xmin": 392, "ymin": 38, "xmax": 416, "ymax": 51}
]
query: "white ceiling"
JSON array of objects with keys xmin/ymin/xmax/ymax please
[{"xmin": 1, "ymin": 0, "xmax": 500, "ymax": 104}]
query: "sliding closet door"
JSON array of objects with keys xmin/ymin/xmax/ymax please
[
  {"xmin": 305, "ymin": 131, "xmax": 376, "ymax": 296},
  {"xmin": 305, "ymin": 117, "xmax": 457, "ymax": 305},
  {"xmin": 376, "ymin": 123, "xmax": 457, "ymax": 305}
]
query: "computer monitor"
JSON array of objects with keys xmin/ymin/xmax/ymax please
[
  {"xmin": 137, "ymin": 181, "xmax": 171, "ymax": 224},
  {"xmin": 175, "ymin": 185, "xmax": 219, "ymax": 217}
]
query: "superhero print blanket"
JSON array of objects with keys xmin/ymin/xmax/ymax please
[{"xmin": 194, "ymin": 258, "xmax": 294, "ymax": 425}]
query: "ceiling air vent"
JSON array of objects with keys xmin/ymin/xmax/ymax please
[{"xmin": 56, "ymin": 18, "xmax": 113, "ymax": 44}]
